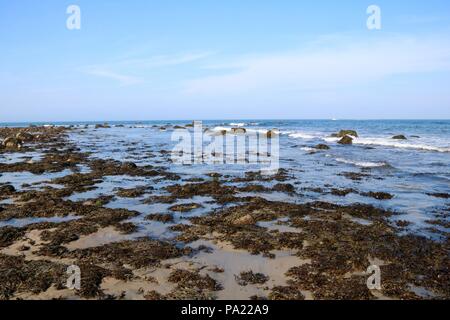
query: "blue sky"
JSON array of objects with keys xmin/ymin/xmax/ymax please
[{"xmin": 1, "ymin": 0, "xmax": 450, "ymax": 121}]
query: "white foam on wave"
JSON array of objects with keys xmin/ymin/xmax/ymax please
[
  {"xmin": 212, "ymin": 126, "xmax": 231, "ymax": 132},
  {"xmin": 335, "ymin": 158, "xmax": 389, "ymax": 168},
  {"xmin": 323, "ymin": 137, "xmax": 340, "ymax": 143},
  {"xmin": 352, "ymin": 137, "xmax": 450, "ymax": 153},
  {"xmin": 321, "ymin": 135, "xmax": 449, "ymax": 153},
  {"xmin": 229, "ymin": 122, "xmax": 246, "ymax": 127},
  {"xmin": 288, "ymin": 132, "xmax": 316, "ymax": 140}
]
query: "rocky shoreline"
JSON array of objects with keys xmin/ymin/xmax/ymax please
[{"xmin": 0, "ymin": 125, "xmax": 449, "ymax": 300}]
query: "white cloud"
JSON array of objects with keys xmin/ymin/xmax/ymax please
[
  {"xmin": 120, "ymin": 52, "xmax": 214, "ymax": 68},
  {"xmin": 83, "ymin": 51, "xmax": 213, "ymax": 86},
  {"xmin": 183, "ymin": 35, "xmax": 450, "ymax": 96},
  {"xmin": 83, "ymin": 67, "xmax": 143, "ymax": 86}
]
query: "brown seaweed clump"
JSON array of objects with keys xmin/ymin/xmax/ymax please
[
  {"xmin": 0, "ymin": 254, "xmax": 66, "ymax": 300},
  {"xmin": 65, "ymin": 239, "xmax": 190, "ymax": 269},
  {"xmin": 235, "ymin": 271, "xmax": 270, "ymax": 286}
]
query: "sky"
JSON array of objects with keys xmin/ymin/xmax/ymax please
[{"xmin": 1, "ymin": 0, "xmax": 450, "ymax": 122}]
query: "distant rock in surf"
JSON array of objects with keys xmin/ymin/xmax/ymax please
[
  {"xmin": 231, "ymin": 128, "xmax": 247, "ymax": 134},
  {"xmin": 95, "ymin": 123, "xmax": 110, "ymax": 129},
  {"xmin": 332, "ymin": 130, "xmax": 359, "ymax": 138},
  {"xmin": 338, "ymin": 136, "xmax": 353, "ymax": 145},
  {"xmin": 314, "ymin": 144, "xmax": 330, "ymax": 150}
]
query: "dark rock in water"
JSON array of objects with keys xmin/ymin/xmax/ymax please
[
  {"xmin": 340, "ymin": 172, "xmax": 370, "ymax": 181},
  {"xmin": 231, "ymin": 128, "xmax": 247, "ymax": 134},
  {"xmin": 392, "ymin": 135, "xmax": 407, "ymax": 140},
  {"xmin": 116, "ymin": 186, "xmax": 148, "ymax": 198},
  {"xmin": 338, "ymin": 136, "xmax": 353, "ymax": 145},
  {"xmin": 396, "ymin": 220, "xmax": 411, "ymax": 228},
  {"xmin": 332, "ymin": 130, "xmax": 358, "ymax": 138},
  {"xmin": 272, "ymin": 183, "xmax": 295, "ymax": 193},
  {"xmin": 121, "ymin": 162, "xmax": 138, "ymax": 171},
  {"xmin": 266, "ymin": 130, "xmax": 279, "ymax": 139},
  {"xmin": 145, "ymin": 214, "xmax": 174, "ymax": 223},
  {"xmin": 2, "ymin": 137, "xmax": 23, "ymax": 150},
  {"xmin": 411, "ymin": 135, "xmax": 420, "ymax": 138},
  {"xmin": 361, "ymin": 192, "xmax": 394, "ymax": 200},
  {"xmin": 168, "ymin": 203, "xmax": 202, "ymax": 212},
  {"xmin": 0, "ymin": 184, "xmax": 16, "ymax": 195},
  {"xmin": 207, "ymin": 172, "xmax": 222, "ymax": 179},
  {"xmin": 95, "ymin": 123, "xmax": 110, "ymax": 129},
  {"xmin": 314, "ymin": 144, "xmax": 330, "ymax": 150},
  {"xmin": 427, "ymin": 193, "xmax": 450, "ymax": 199},
  {"xmin": 173, "ymin": 125, "xmax": 186, "ymax": 130}
]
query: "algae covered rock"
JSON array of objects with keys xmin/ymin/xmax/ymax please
[
  {"xmin": 314, "ymin": 144, "xmax": 330, "ymax": 150},
  {"xmin": 332, "ymin": 130, "xmax": 359, "ymax": 138},
  {"xmin": 338, "ymin": 136, "xmax": 353, "ymax": 145}
]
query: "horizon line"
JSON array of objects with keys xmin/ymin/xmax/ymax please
[{"xmin": 1, "ymin": 118, "xmax": 450, "ymax": 125}]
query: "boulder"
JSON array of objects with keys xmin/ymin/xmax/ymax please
[
  {"xmin": 121, "ymin": 162, "xmax": 138, "ymax": 171},
  {"xmin": 95, "ymin": 123, "xmax": 110, "ymax": 129},
  {"xmin": 2, "ymin": 137, "xmax": 23, "ymax": 150},
  {"xmin": 266, "ymin": 130, "xmax": 279, "ymax": 139},
  {"xmin": 231, "ymin": 128, "xmax": 247, "ymax": 134},
  {"xmin": 314, "ymin": 144, "xmax": 330, "ymax": 150},
  {"xmin": 338, "ymin": 135, "xmax": 353, "ymax": 145},
  {"xmin": 16, "ymin": 131, "xmax": 34, "ymax": 142},
  {"xmin": 392, "ymin": 135, "xmax": 407, "ymax": 140},
  {"xmin": 0, "ymin": 184, "xmax": 16, "ymax": 194},
  {"xmin": 332, "ymin": 130, "xmax": 358, "ymax": 138}
]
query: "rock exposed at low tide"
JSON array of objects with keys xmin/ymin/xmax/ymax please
[
  {"xmin": 338, "ymin": 135, "xmax": 353, "ymax": 145},
  {"xmin": 332, "ymin": 130, "xmax": 359, "ymax": 138}
]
